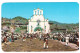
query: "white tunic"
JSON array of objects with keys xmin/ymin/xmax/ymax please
[
  {"xmin": 40, "ymin": 34, "xmax": 42, "ymax": 38},
  {"xmin": 66, "ymin": 37, "xmax": 69, "ymax": 42}
]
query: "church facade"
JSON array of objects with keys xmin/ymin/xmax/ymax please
[{"xmin": 27, "ymin": 8, "xmax": 50, "ymax": 34}]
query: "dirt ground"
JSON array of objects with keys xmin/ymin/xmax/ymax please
[{"xmin": 2, "ymin": 38, "xmax": 77, "ymax": 52}]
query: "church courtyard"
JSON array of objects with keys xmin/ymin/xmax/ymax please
[{"xmin": 2, "ymin": 38, "xmax": 77, "ymax": 52}]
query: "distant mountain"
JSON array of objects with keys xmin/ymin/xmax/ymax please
[
  {"xmin": 49, "ymin": 21, "xmax": 66, "ymax": 24},
  {"xmin": 49, "ymin": 21, "xmax": 79, "ymax": 25},
  {"xmin": 2, "ymin": 16, "xmax": 79, "ymax": 25},
  {"xmin": 49, "ymin": 20, "xmax": 79, "ymax": 32}
]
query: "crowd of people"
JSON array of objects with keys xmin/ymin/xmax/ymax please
[
  {"xmin": 1, "ymin": 30, "xmax": 79, "ymax": 49},
  {"xmin": 1, "ymin": 30, "xmax": 20, "ymax": 44}
]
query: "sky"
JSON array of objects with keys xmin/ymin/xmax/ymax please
[{"xmin": 1, "ymin": 2, "xmax": 79, "ymax": 23}]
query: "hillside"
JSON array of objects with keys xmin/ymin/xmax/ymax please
[
  {"xmin": 11, "ymin": 16, "xmax": 28, "ymax": 24},
  {"xmin": 49, "ymin": 21, "xmax": 79, "ymax": 33},
  {"xmin": 2, "ymin": 16, "xmax": 79, "ymax": 32}
]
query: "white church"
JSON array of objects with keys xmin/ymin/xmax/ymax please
[{"xmin": 27, "ymin": 8, "xmax": 50, "ymax": 34}]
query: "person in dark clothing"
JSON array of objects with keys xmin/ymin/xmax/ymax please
[
  {"xmin": 43, "ymin": 35, "xmax": 48, "ymax": 49},
  {"xmin": 11, "ymin": 33, "xmax": 14, "ymax": 42},
  {"xmin": 30, "ymin": 34, "xmax": 33, "ymax": 41}
]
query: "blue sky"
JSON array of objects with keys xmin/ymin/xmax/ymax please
[{"xmin": 1, "ymin": 2, "xmax": 79, "ymax": 23}]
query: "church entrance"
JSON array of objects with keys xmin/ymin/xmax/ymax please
[{"xmin": 34, "ymin": 27, "xmax": 43, "ymax": 33}]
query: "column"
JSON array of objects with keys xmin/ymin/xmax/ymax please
[{"xmin": 36, "ymin": 10, "xmax": 38, "ymax": 15}]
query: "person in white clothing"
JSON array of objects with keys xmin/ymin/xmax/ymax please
[
  {"xmin": 39, "ymin": 33, "xmax": 42, "ymax": 40},
  {"xmin": 65, "ymin": 35, "xmax": 69, "ymax": 46}
]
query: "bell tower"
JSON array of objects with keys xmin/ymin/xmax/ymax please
[{"xmin": 33, "ymin": 8, "xmax": 43, "ymax": 15}]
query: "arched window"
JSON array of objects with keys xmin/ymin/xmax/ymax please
[
  {"xmin": 40, "ymin": 11, "xmax": 42, "ymax": 15},
  {"xmin": 31, "ymin": 26, "xmax": 32, "ymax": 32},
  {"xmin": 35, "ymin": 11, "xmax": 36, "ymax": 15},
  {"xmin": 45, "ymin": 26, "xmax": 46, "ymax": 29},
  {"xmin": 37, "ymin": 20, "xmax": 40, "ymax": 26},
  {"xmin": 45, "ymin": 26, "xmax": 46, "ymax": 32},
  {"xmin": 38, "ymin": 10, "xmax": 39, "ymax": 15}
]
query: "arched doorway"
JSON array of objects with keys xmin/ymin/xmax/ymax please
[{"xmin": 34, "ymin": 27, "xmax": 43, "ymax": 33}]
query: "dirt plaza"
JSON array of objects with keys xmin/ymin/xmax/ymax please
[{"xmin": 2, "ymin": 38, "xmax": 77, "ymax": 52}]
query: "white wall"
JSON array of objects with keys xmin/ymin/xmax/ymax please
[{"xmin": 28, "ymin": 8, "xmax": 50, "ymax": 34}]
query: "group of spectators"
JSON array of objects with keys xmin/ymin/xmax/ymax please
[
  {"xmin": 1, "ymin": 30, "xmax": 79, "ymax": 49},
  {"xmin": 21, "ymin": 32, "xmax": 79, "ymax": 49},
  {"xmin": 1, "ymin": 30, "xmax": 21, "ymax": 44},
  {"xmin": 49, "ymin": 32, "xmax": 79, "ymax": 47}
]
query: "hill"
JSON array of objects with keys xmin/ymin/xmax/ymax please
[
  {"xmin": 2, "ymin": 16, "xmax": 79, "ymax": 32},
  {"xmin": 49, "ymin": 21, "xmax": 79, "ymax": 33}
]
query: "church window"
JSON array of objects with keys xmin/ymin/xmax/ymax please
[
  {"xmin": 38, "ymin": 10, "xmax": 39, "ymax": 15},
  {"xmin": 37, "ymin": 20, "xmax": 40, "ymax": 26},
  {"xmin": 31, "ymin": 26, "xmax": 32, "ymax": 32},
  {"xmin": 35, "ymin": 11, "xmax": 36, "ymax": 15},
  {"xmin": 37, "ymin": 22, "xmax": 40, "ymax": 26},
  {"xmin": 40, "ymin": 11, "xmax": 42, "ymax": 15},
  {"xmin": 31, "ymin": 26, "xmax": 32, "ymax": 29},
  {"xmin": 45, "ymin": 26, "xmax": 46, "ymax": 29}
]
